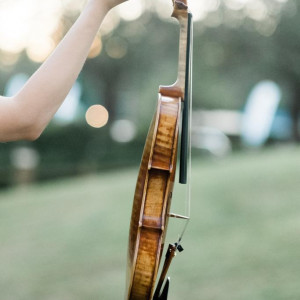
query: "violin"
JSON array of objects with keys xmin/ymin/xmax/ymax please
[{"xmin": 125, "ymin": 1, "xmax": 193, "ymax": 299}]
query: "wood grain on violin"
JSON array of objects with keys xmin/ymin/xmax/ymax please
[
  {"xmin": 125, "ymin": 0, "xmax": 192, "ymax": 299},
  {"xmin": 160, "ymin": 2, "xmax": 189, "ymax": 100},
  {"xmin": 125, "ymin": 96, "xmax": 180, "ymax": 300}
]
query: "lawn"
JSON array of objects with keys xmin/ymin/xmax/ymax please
[{"xmin": 1, "ymin": 146, "xmax": 300, "ymax": 300}]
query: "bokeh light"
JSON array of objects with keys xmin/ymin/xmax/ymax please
[
  {"xmin": 26, "ymin": 36, "xmax": 56, "ymax": 63},
  {"xmin": 0, "ymin": 0, "xmax": 62, "ymax": 56},
  {"xmin": 0, "ymin": 0, "xmax": 287, "ymax": 65},
  {"xmin": 88, "ymin": 36, "xmax": 103, "ymax": 59},
  {"xmin": 117, "ymin": 0, "xmax": 144, "ymax": 21},
  {"xmin": 86, "ymin": 105, "xmax": 109, "ymax": 128},
  {"xmin": 110, "ymin": 119, "xmax": 136, "ymax": 143},
  {"xmin": 105, "ymin": 36, "xmax": 128, "ymax": 59}
]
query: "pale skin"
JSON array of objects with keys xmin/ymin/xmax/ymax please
[{"xmin": 0, "ymin": 0, "xmax": 127, "ymax": 142}]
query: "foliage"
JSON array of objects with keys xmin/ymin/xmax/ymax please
[
  {"xmin": 0, "ymin": 123, "xmax": 145, "ymax": 188},
  {"xmin": 2, "ymin": 2, "xmax": 300, "ymax": 184}
]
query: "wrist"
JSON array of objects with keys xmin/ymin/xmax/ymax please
[
  {"xmin": 87, "ymin": 0, "xmax": 128, "ymax": 11},
  {"xmin": 85, "ymin": 0, "xmax": 110, "ymax": 19}
]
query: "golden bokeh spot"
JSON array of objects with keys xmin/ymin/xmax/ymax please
[
  {"xmin": 88, "ymin": 36, "xmax": 102, "ymax": 59},
  {"xmin": 85, "ymin": 105, "xmax": 109, "ymax": 128},
  {"xmin": 26, "ymin": 37, "xmax": 56, "ymax": 63},
  {"xmin": 0, "ymin": 51, "xmax": 20, "ymax": 67},
  {"xmin": 105, "ymin": 37, "xmax": 128, "ymax": 59}
]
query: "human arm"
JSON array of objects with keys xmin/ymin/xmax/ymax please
[{"xmin": 0, "ymin": 0, "xmax": 127, "ymax": 142}]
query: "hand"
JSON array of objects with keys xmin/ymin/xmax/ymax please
[{"xmin": 107, "ymin": 0, "xmax": 129, "ymax": 9}]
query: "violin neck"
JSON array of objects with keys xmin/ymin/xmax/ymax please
[
  {"xmin": 173, "ymin": 1, "xmax": 190, "ymax": 100},
  {"xmin": 159, "ymin": 2, "xmax": 190, "ymax": 100},
  {"xmin": 179, "ymin": 11, "xmax": 192, "ymax": 184},
  {"xmin": 159, "ymin": 2, "xmax": 193, "ymax": 184},
  {"xmin": 175, "ymin": 17, "xmax": 189, "ymax": 98}
]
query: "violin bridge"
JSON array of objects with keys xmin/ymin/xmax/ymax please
[{"xmin": 168, "ymin": 213, "xmax": 189, "ymax": 220}]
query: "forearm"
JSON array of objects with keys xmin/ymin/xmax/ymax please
[{"xmin": 14, "ymin": 1, "xmax": 112, "ymax": 137}]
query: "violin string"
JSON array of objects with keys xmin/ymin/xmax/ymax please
[{"xmin": 177, "ymin": 114, "xmax": 191, "ymax": 245}]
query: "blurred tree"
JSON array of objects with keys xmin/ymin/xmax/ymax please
[
  {"xmin": 271, "ymin": 0, "xmax": 300, "ymax": 141},
  {"xmin": 82, "ymin": 12, "xmax": 179, "ymax": 132},
  {"xmin": 2, "ymin": 0, "xmax": 300, "ymax": 187},
  {"xmin": 192, "ymin": 0, "xmax": 300, "ymax": 141}
]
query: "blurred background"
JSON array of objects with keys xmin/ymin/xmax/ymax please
[{"xmin": 1, "ymin": 0, "xmax": 300, "ymax": 299}]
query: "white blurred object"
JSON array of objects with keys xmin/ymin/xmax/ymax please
[
  {"xmin": 193, "ymin": 110, "xmax": 242, "ymax": 136},
  {"xmin": 110, "ymin": 119, "xmax": 137, "ymax": 143},
  {"xmin": 54, "ymin": 81, "xmax": 82, "ymax": 123},
  {"xmin": 4, "ymin": 73, "xmax": 29, "ymax": 96},
  {"xmin": 192, "ymin": 126, "xmax": 232, "ymax": 157},
  {"xmin": 117, "ymin": 0, "xmax": 144, "ymax": 21},
  {"xmin": 241, "ymin": 80, "xmax": 281, "ymax": 147},
  {"xmin": 10, "ymin": 146, "xmax": 40, "ymax": 170}
]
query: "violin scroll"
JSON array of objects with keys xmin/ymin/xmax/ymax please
[{"xmin": 172, "ymin": 0, "xmax": 188, "ymax": 18}]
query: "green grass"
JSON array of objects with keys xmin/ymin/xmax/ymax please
[{"xmin": 1, "ymin": 145, "xmax": 300, "ymax": 300}]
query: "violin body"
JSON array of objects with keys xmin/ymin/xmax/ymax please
[
  {"xmin": 125, "ymin": 1, "xmax": 192, "ymax": 299},
  {"xmin": 125, "ymin": 94, "xmax": 181, "ymax": 300}
]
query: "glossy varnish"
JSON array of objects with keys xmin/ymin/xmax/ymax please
[
  {"xmin": 125, "ymin": 95, "xmax": 181, "ymax": 300},
  {"xmin": 125, "ymin": 1, "xmax": 189, "ymax": 299}
]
